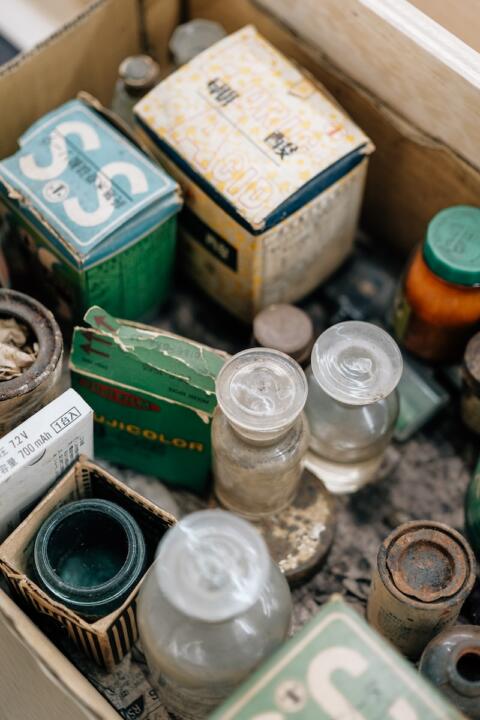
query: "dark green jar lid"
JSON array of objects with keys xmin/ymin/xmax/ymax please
[
  {"xmin": 34, "ymin": 499, "xmax": 146, "ymax": 619},
  {"xmin": 424, "ymin": 206, "xmax": 480, "ymax": 286}
]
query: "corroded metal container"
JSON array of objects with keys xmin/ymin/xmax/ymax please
[
  {"xmin": 461, "ymin": 331, "xmax": 480, "ymax": 435},
  {"xmin": 367, "ymin": 521, "xmax": 476, "ymax": 659},
  {"xmin": 0, "ymin": 290, "xmax": 63, "ymax": 436}
]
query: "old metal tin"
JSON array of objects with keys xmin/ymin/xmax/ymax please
[
  {"xmin": 367, "ymin": 520, "xmax": 476, "ymax": 659},
  {"xmin": 253, "ymin": 304, "xmax": 314, "ymax": 366},
  {"xmin": 0, "ymin": 289, "xmax": 63, "ymax": 436},
  {"xmin": 461, "ymin": 331, "xmax": 480, "ymax": 434}
]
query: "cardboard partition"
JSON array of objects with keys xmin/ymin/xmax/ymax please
[{"xmin": 0, "ymin": 457, "xmax": 176, "ymax": 670}]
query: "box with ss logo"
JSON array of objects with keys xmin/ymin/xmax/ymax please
[
  {"xmin": 0, "ymin": 97, "xmax": 182, "ymax": 324},
  {"xmin": 210, "ymin": 596, "xmax": 462, "ymax": 720}
]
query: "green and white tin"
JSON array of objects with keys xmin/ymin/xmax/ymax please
[
  {"xmin": 0, "ymin": 98, "xmax": 182, "ymax": 323},
  {"xmin": 211, "ymin": 596, "xmax": 462, "ymax": 719}
]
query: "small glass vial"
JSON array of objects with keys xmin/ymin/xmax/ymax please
[
  {"xmin": 111, "ymin": 55, "xmax": 160, "ymax": 127},
  {"xmin": 137, "ymin": 509, "xmax": 292, "ymax": 719},
  {"xmin": 212, "ymin": 348, "xmax": 309, "ymax": 519},
  {"xmin": 420, "ymin": 625, "xmax": 480, "ymax": 719},
  {"xmin": 462, "ymin": 331, "xmax": 480, "ymax": 435},
  {"xmin": 253, "ymin": 304, "xmax": 314, "ymax": 366},
  {"xmin": 305, "ymin": 321, "xmax": 402, "ymax": 494},
  {"xmin": 169, "ymin": 19, "xmax": 227, "ymax": 67}
]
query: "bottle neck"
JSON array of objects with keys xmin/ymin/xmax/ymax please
[
  {"xmin": 448, "ymin": 642, "xmax": 480, "ymax": 698},
  {"xmin": 227, "ymin": 416, "xmax": 297, "ymax": 445}
]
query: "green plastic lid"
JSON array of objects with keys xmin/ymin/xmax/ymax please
[{"xmin": 424, "ymin": 206, "xmax": 480, "ymax": 286}]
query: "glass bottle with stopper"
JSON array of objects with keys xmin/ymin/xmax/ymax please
[
  {"xmin": 137, "ymin": 509, "xmax": 292, "ymax": 719},
  {"xmin": 212, "ymin": 348, "xmax": 309, "ymax": 519},
  {"xmin": 111, "ymin": 55, "xmax": 160, "ymax": 127},
  {"xmin": 305, "ymin": 321, "xmax": 402, "ymax": 494}
]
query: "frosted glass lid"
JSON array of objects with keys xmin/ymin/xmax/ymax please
[
  {"xmin": 215, "ymin": 348, "xmax": 308, "ymax": 435},
  {"xmin": 311, "ymin": 321, "xmax": 403, "ymax": 405},
  {"xmin": 156, "ymin": 510, "xmax": 269, "ymax": 622}
]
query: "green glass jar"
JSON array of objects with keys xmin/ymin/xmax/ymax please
[
  {"xmin": 34, "ymin": 499, "xmax": 146, "ymax": 619},
  {"xmin": 465, "ymin": 457, "xmax": 480, "ymax": 559}
]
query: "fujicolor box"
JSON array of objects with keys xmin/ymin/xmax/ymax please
[
  {"xmin": 0, "ymin": 388, "xmax": 93, "ymax": 541},
  {"xmin": 211, "ymin": 596, "xmax": 462, "ymax": 720},
  {"xmin": 135, "ymin": 25, "xmax": 373, "ymax": 321},
  {"xmin": 0, "ymin": 97, "xmax": 182, "ymax": 324},
  {"xmin": 70, "ymin": 306, "xmax": 227, "ymax": 493}
]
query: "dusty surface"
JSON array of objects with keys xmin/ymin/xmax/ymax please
[{"xmin": 31, "ymin": 273, "xmax": 480, "ymax": 717}]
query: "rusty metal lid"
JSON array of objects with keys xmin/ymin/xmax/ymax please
[
  {"xmin": 253, "ymin": 304, "xmax": 314, "ymax": 364},
  {"xmin": 384, "ymin": 522, "xmax": 475, "ymax": 603},
  {"xmin": 0, "ymin": 290, "xmax": 63, "ymax": 401}
]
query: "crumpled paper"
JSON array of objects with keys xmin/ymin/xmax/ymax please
[{"xmin": 0, "ymin": 318, "xmax": 37, "ymax": 380}]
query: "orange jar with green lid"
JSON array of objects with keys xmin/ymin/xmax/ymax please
[{"xmin": 393, "ymin": 206, "xmax": 480, "ymax": 363}]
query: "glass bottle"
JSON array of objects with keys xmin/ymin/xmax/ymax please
[
  {"xmin": 419, "ymin": 625, "xmax": 480, "ymax": 719},
  {"xmin": 111, "ymin": 55, "xmax": 160, "ymax": 127},
  {"xmin": 305, "ymin": 321, "xmax": 402, "ymax": 494},
  {"xmin": 137, "ymin": 509, "xmax": 292, "ymax": 719},
  {"xmin": 393, "ymin": 205, "xmax": 480, "ymax": 364},
  {"xmin": 212, "ymin": 348, "xmax": 309, "ymax": 519}
]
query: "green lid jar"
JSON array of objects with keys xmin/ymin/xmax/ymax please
[
  {"xmin": 424, "ymin": 206, "xmax": 480, "ymax": 286},
  {"xmin": 34, "ymin": 499, "xmax": 146, "ymax": 619},
  {"xmin": 466, "ymin": 458, "xmax": 480, "ymax": 560}
]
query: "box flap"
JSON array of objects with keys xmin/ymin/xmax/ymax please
[
  {"xmin": 135, "ymin": 24, "xmax": 372, "ymax": 232},
  {"xmin": 0, "ymin": 99, "xmax": 181, "ymax": 267},
  {"xmin": 70, "ymin": 306, "xmax": 226, "ymax": 415}
]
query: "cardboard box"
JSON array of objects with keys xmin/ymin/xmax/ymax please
[
  {"xmin": 0, "ymin": 456, "xmax": 176, "ymax": 670},
  {"xmin": 134, "ymin": 25, "xmax": 373, "ymax": 321},
  {"xmin": 70, "ymin": 305, "xmax": 227, "ymax": 493},
  {"xmin": 211, "ymin": 596, "xmax": 462, "ymax": 719},
  {"xmin": 0, "ymin": 388, "xmax": 93, "ymax": 541},
  {"xmin": 0, "ymin": 97, "xmax": 182, "ymax": 324}
]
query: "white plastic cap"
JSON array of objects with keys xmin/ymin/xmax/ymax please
[
  {"xmin": 215, "ymin": 348, "xmax": 308, "ymax": 440},
  {"xmin": 311, "ymin": 321, "xmax": 403, "ymax": 405},
  {"xmin": 155, "ymin": 510, "xmax": 269, "ymax": 622}
]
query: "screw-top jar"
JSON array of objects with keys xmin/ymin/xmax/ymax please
[
  {"xmin": 305, "ymin": 321, "xmax": 402, "ymax": 494},
  {"xmin": 0, "ymin": 289, "xmax": 63, "ymax": 437},
  {"xmin": 111, "ymin": 55, "xmax": 160, "ymax": 127},
  {"xmin": 212, "ymin": 348, "xmax": 309, "ymax": 518},
  {"xmin": 137, "ymin": 510, "xmax": 292, "ymax": 719},
  {"xmin": 420, "ymin": 625, "xmax": 480, "ymax": 719},
  {"xmin": 393, "ymin": 206, "xmax": 480, "ymax": 363}
]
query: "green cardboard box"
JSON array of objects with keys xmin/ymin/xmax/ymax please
[
  {"xmin": 70, "ymin": 306, "xmax": 228, "ymax": 493},
  {"xmin": 210, "ymin": 596, "xmax": 462, "ymax": 720},
  {"xmin": 0, "ymin": 97, "xmax": 182, "ymax": 324}
]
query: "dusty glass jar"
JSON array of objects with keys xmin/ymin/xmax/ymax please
[
  {"xmin": 305, "ymin": 321, "xmax": 402, "ymax": 494},
  {"xmin": 212, "ymin": 348, "xmax": 309, "ymax": 518},
  {"xmin": 420, "ymin": 625, "xmax": 480, "ymax": 719},
  {"xmin": 137, "ymin": 510, "xmax": 292, "ymax": 719}
]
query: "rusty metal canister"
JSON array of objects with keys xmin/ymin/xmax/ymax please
[
  {"xmin": 461, "ymin": 331, "xmax": 480, "ymax": 435},
  {"xmin": 367, "ymin": 520, "xmax": 476, "ymax": 659},
  {"xmin": 0, "ymin": 290, "xmax": 63, "ymax": 436}
]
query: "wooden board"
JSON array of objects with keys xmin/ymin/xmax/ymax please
[
  {"xmin": 189, "ymin": 0, "xmax": 480, "ymax": 254},
  {"xmin": 410, "ymin": 0, "xmax": 480, "ymax": 52},
  {"xmin": 255, "ymin": 0, "xmax": 480, "ymax": 170}
]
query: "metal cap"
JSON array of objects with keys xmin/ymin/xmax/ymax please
[
  {"xmin": 253, "ymin": 304, "xmax": 314, "ymax": 364},
  {"xmin": 464, "ymin": 331, "xmax": 480, "ymax": 390},
  {"xmin": 119, "ymin": 55, "xmax": 160, "ymax": 92},
  {"xmin": 382, "ymin": 521, "xmax": 476, "ymax": 604}
]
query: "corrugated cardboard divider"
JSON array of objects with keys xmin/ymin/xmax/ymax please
[{"xmin": 0, "ymin": 456, "xmax": 176, "ymax": 670}]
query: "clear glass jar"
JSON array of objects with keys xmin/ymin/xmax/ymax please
[
  {"xmin": 137, "ymin": 510, "xmax": 292, "ymax": 719},
  {"xmin": 111, "ymin": 55, "xmax": 160, "ymax": 127},
  {"xmin": 305, "ymin": 321, "xmax": 402, "ymax": 494},
  {"xmin": 212, "ymin": 348, "xmax": 309, "ymax": 519},
  {"xmin": 169, "ymin": 19, "xmax": 227, "ymax": 67}
]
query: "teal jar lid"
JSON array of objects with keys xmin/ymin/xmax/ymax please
[{"xmin": 424, "ymin": 206, "xmax": 480, "ymax": 286}]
